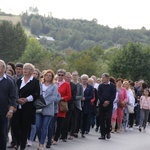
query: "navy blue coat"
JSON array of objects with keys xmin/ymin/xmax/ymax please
[{"xmin": 82, "ymin": 84, "xmax": 94, "ymax": 113}]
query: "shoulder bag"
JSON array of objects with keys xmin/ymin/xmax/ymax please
[
  {"xmin": 59, "ymin": 100, "xmax": 68, "ymax": 112},
  {"xmin": 126, "ymin": 104, "xmax": 134, "ymax": 114},
  {"xmin": 33, "ymin": 83, "xmax": 46, "ymax": 109}
]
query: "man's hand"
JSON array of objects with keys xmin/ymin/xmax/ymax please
[
  {"xmin": 81, "ymin": 97, "xmax": 85, "ymax": 101},
  {"xmin": 18, "ymin": 98, "xmax": 28, "ymax": 105},
  {"xmin": 6, "ymin": 110, "xmax": 13, "ymax": 119},
  {"xmin": 103, "ymin": 101, "xmax": 110, "ymax": 107}
]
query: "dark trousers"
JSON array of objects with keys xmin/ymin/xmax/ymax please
[
  {"xmin": 129, "ymin": 113, "xmax": 134, "ymax": 128},
  {"xmin": 81, "ymin": 113, "xmax": 89, "ymax": 134},
  {"xmin": 86, "ymin": 113, "xmax": 93, "ymax": 132},
  {"xmin": 136, "ymin": 103, "xmax": 140, "ymax": 125},
  {"xmin": 96, "ymin": 116, "xmax": 100, "ymax": 128},
  {"xmin": 75, "ymin": 110, "xmax": 82, "ymax": 134},
  {"xmin": 0, "ymin": 115, "xmax": 8, "ymax": 150},
  {"xmin": 9, "ymin": 118, "xmax": 17, "ymax": 146},
  {"xmin": 61, "ymin": 110, "xmax": 73, "ymax": 139},
  {"xmin": 70, "ymin": 107, "xmax": 81, "ymax": 135},
  {"xmin": 99, "ymin": 105, "xmax": 112, "ymax": 136},
  {"xmin": 11, "ymin": 109, "xmax": 32, "ymax": 149},
  {"xmin": 54, "ymin": 117, "xmax": 65, "ymax": 141},
  {"xmin": 47, "ymin": 114, "xmax": 57, "ymax": 145}
]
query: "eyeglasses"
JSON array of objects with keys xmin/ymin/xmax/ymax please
[
  {"xmin": 58, "ymin": 74, "xmax": 64, "ymax": 77},
  {"xmin": 23, "ymin": 68, "xmax": 32, "ymax": 71},
  {"xmin": 45, "ymin": 74, "xmax": 52, "ymax": 77}
]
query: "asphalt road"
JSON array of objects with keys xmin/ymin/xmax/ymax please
[{"xmin": 7, "ymin": 125, "xmax": 150, "ymax": 150}]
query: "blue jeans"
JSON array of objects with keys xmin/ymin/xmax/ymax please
[
  {"xmin": 47, "ymin": 114, "xmax": 57, "ymax": 145},
  {"xmin": 29, "ymin": 124, "xmax": 36, "ymax": 141},
  {"xmin": 36, "ymin": 114, "xmax": 52, "ymax": 145},
  {"xmin": 0, "ymin": 115, "xmax": 8, "ymax": 150}
]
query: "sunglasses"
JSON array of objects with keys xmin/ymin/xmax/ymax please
[{"xmin": 58, "ymin": 74, "xmax": 64, "ymax": 76}]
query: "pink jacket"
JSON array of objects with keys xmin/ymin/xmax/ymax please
[{"xmin": 118, "ymin": 87, "xmax": 128, "ymax": 103}]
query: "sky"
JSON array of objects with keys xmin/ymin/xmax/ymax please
[{"xmin": 1, "ymin": 0, "xmax": 150, "ymax": 29}]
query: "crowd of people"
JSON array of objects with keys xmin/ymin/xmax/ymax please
[{"xmin": 0, "ymin": 59, "xmax": 150, "ymax": 150}]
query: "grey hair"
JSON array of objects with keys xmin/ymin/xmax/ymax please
[
  {"xmin": 81, "ymin": 74, "xmax": 89, "ymax": 79},
  {"xmin": 57, "ymin": 69, "xmax": 66, "ymax": 75},
  {"xmin": 23, "ymin": 63, "xmax": 35, "ymax": 71},
  {"xmin": 0, "ymin": 59, "xmax": 6, "ymax": 70}
]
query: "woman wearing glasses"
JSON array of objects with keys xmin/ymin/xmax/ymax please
[
  {"xmin": 53, "ymin": 69, "xmax": 71, "ymax": 145},
  {"xmin": 11, "ymin": 63, "xmax": 40, "ymax": 150}
]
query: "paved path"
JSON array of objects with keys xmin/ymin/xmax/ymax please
[{"xmin": 8, "ymin": 125, "xmax": 150, "ymax": 150}]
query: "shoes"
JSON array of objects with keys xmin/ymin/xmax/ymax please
[
  {"xmin": 68, "ymin": 136, "xmax": 73, "ymax": 140},
  {"xmin": 52, "ymin": 141, "xmax": 57, "ymax": 145},
  {"xmin": 98, "ymin": 135, "xmax": 106, "ymax": 140},
  {"xmin": 95, "ymin": 127, "xmax": 98, "ymax": 132},
  {"xmin": 72, "ymin": 133, "xmax": 78, "ymax": 138},
  {"xmin": 143, "ymin": 129, "xmax": 146, "ymax": 132},
  {"xmin": 117, "ymin": 128, "xmax": 120, "ymax": 133},
  {"xmin": 106, "ymin": 133, "xmax": 111, "ymax": 139},
  {"xmin": 27, "ymin": 140, "xmax": 32, "ymax": 147},
  {"xmin": 38, "ymin": 144, "xmax": 44, "ymax": 150},
  {"xmin": 7, "ymin": 144, "xmax": 15, "ymax": 148},
  {"xmin": 81, "ymin": 134, "xmax": 85, "ymax": 138},
  {"xmin": 85, "ymin": 131, "xmax": 89, "ymax": 134},
  {"xmin": 46, "ymin": 143, "xmax": 51, "ymax": 148},
  {"xmin": 129, "ymin": 127, "xmax": 133, "ymax": 131},
  {"xmin": 111, "ymin": 129, "xmax": 114, "ymax": 133},
  {"xmin": 12, "ymin": 145, "xmax": 19, "ymax": 150},
  {"xmin": 139, "ymin": 127, "xmax": 142, "ymax": 132},
  {"xmin": 62, "ymin": 139, "xmax": 67, "ymax": 142}
]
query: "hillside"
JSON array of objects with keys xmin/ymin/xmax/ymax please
[{"xmin": 1, "ymin": 13, "xmax": 150, "ymax": 51}]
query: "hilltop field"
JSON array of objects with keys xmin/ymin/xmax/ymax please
[{"xmin": 0, "ymin": 15, "xmax": 21, "ymax": 24}]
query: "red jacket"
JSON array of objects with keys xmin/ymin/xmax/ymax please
[{"xmin": 58, "ymin": 82, "xmax": 71, "ymax": 118}]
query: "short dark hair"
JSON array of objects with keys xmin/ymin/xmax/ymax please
[
  {"xmin": 116, "ymin": 78, "xmax": 123, "ymax": 83},
  {"xmin": 102, "ymin": 73, "xmax": 109, "ymax": 78},
  {"xmin": 15, "ymin": 62, "xmax": 24, "ymax": 68}
]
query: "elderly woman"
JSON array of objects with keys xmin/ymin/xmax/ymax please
[
  {"xmin": 81, "ymin": 74, "xmax": 94, "ymax": 138},
  {"xmin": 11, "ymin": 63, "xmax": 40, "ymax": 150},
  {"xmin": 27, "ymin": 68, "xmax": 41, "ymax": 147},
  {"xmin": 53, "ymin": 69, "xmax": 71, "ymax": 145},
  {"xmin": 36, "ymin": 69, "xmax": 60, "ymax": 150}
]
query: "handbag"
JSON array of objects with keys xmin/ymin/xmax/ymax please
[
  {"xmin": 59, "ymin": 100, "xmax": 68, "ymax": 112},
  {"xmin": 33, "ymin": 95, "xmax": 46, "ymax": 109},
  {"xmin": 126, "ymin": 104, "xmax": 134, "ymax": 114}
]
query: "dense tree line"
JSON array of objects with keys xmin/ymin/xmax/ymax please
[
  {"xmin": 0, "ymin": 18, "xmax": 149, "ymax": 82},
  {"xmin": 21, "ymin": 12, "xmax": 150, "ymax": 51}
]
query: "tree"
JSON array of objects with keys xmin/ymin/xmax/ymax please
[
  {"xmin": 19, "ymin": 38, "xmax": 51, "ymax": 70},
  {"xmin": 30, "ymin": 17, "xmax": 42, "ymax": 35},
  {"xmin": 109, "ymin": 43, "xmax": 150, "ymax": 81},
  {"xmin": 0, "ymin": 21, "xmax": 27, "ymax": 62}
]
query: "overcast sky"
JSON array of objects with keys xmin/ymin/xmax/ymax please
[{"xmin": 1, "ymin": 0, "xmax": 150, "ymax": 29}]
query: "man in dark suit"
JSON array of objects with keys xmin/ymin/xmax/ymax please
[
  {"xmin": 61, "ymin": 72, "xmax": 77, "ymax": 141},
  {"xmin": 98, "ymin": 73, "xmax": 116, "ymax": 140},
  {"xmin": 0, "ymin": 60, "xmax": 17, "ymax": 150},
  {"xmin": 11, "ymin": 63, "xmax": 40, "ymax": 150}
]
